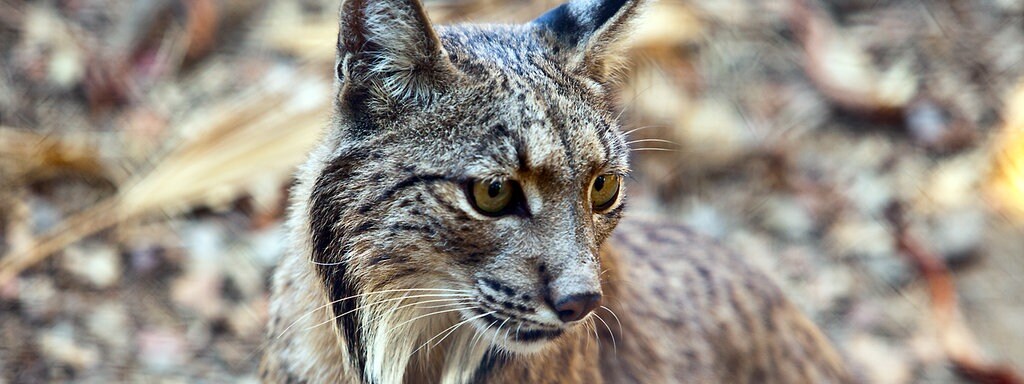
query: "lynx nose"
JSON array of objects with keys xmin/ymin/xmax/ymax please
[{"xmin": 553, "ymin": 293, "xmax": 601, "ymax": 323}]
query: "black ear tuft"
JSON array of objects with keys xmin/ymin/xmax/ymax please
[
  {"xmin": 535, "ymin": 0, "xmax": 631, "ymax": 46},
  {"xmin": 533, "ymin": 0, "xmax": 645, "ymax": 82}
]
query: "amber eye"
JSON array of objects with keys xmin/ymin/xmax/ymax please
[
  {"xmin": 590, "ymin": 174, "xmax": 621, "ymax": 212},
  {"xmin": 469, "ymin": 179, "xmax": 515, "ymax": 216}
]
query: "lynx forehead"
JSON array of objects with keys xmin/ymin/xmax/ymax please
[{"xmin": 262, "ymin": 0, "xmax": 854, "ymax": 383}]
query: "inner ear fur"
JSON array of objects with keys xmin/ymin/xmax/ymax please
[{"xmin": 336, "ymin": 0, "xmax": 457, "ymax": 108}]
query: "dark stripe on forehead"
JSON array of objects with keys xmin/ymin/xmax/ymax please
[
  {"xmin": 307, "ymin": 155, "xmax": 368, "ymax": 381},
  {"xmin": 528, "ymin": 54, "xmax": 587, "ymax": 93},
  {"xmin": 602, "ymin": 121, "xmax": 628, "ymax": 167},
  {"xmin": 526, "ymin": 54, "xmax": 621, "ymax": 171},
  {"xmin": 556, "ymin": 120, "xmax": 577, "ymax": 169},
  {"xmin": 488, "ymin": 122, "xmax": 529, "ymax": 172},
  {"xmin": 517, "ymin": 141, "xmax": 529, "ymax": 171},
  {"xmin": 523, "ymin": 74, "xmax": 578, "ymax": 170}
]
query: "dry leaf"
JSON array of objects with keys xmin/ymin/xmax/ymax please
[{"xmin": 988, "ymin": 82, "xmax": 1024, "ymax": 219}]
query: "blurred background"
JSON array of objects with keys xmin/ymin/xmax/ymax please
[{"xmin": 1, "ymin": 0, "xmax": 1023, "ymax": 382}]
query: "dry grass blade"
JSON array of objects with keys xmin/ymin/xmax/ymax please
[
  {"xmin": 0, "ymin": 127, "xmax": 108, "ymax": 182},
  {"xmin": 0, "ymin": 70, "xmax": 331, "ymax": 285}
]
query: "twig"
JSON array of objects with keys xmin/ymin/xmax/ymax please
[{"xmin": 885, "ymin": 203, "xmax": 1023, "ymax": 384}]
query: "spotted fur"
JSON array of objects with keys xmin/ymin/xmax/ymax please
[{"xmin": 261, "ymin": 0, "xmax": 854, "ymax": 383}]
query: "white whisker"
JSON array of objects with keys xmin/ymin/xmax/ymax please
[
  {"xmin": 309, "ymin": 288, "xmax": 473, "ymax": 311},
  {"xmin": 614, "ymin": 82, "xmax": 656, "ymax": 122},
  {"xmin": 594, "ymin": 312, "xmax": 617, "ymax": 353},
  {"xmin": 415, "ymin": 298, "xmax": 475, "ymax": 310},
  {"xmin": 278, "ymin": 292, "xmax": 472, "ymax": 339},
  {"xmin": 600, "ymin": 305, "xmax": 623, "ymax": 336},
  {"xmin": 582, "ymin": 318, "xmax": 595, "ymax": 351},
  {"xmin": 472, "ymin": 320, "xmax": 499, "ymax": 350},
  {"xmin": 502, "ymin": 322, "xmax": 514, "ymax": 342},
  {"xmin": 627, "ymin": 138, "xmax": 678, "ymax": 146},
  {"xmin": 629, "ymin": 147, "xmax": 678, "ymax": 153},
  {"xmin": 491, "ymin": 317, "xmax": 511, "ymax": 347},
  {"xmin": 300, "ymin": 295, "xmax": 474, "ymax": 334},
  {"xmin": 393, "ymin": 305, "xmax": 478, "ymax": 330},
  {"xmin": 411, "ymin": 311, "xmax": 496, "ymax": 357},
  {"xmin": 589, "ymin": 317, "xmax": 601, "ymax": 351},
  {"xmin": 432, "ymin": 311, "xmax": 493, "ymax": 348},
  {"xmin": 622, "ymin": 125, "xmax": 665, "ymax": 137},
  {"xmin": 310, "ymin": 260, "xmax": 346, "ymax": 266}
]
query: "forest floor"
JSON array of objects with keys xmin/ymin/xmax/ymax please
[{"xmin": 1, "ymin": 0, "xmax": 1023, "ymax": 382}]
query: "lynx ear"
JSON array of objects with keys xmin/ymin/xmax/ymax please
[
  {"xmin": 336, "ymin": 0, "xmax": 455, "ymax": 106},
  {"xmin": 533, "ymin": 0, "xmax": 646, "ymax": 83}
]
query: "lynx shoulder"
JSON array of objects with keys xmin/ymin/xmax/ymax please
[{"xmin": 261, "ymin": 0, "xmax": 854, "ymax": 383}]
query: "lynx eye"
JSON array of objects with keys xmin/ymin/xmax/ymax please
[
  {"xmin": 590, "ymin": 174, "xmax": 621, "ymax": 212},
  {"xmin": 469, "ymin": 179, "xmax": 515, "ymax": 216}
]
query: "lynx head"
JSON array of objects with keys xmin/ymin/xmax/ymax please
[{"xmin": 303, "ymin": 0, "xmax": 645, "ymax": 380}]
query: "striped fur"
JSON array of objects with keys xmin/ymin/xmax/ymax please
[{"xmin": 261, "ymin": 0, "xmax": 854, "ymax": 383}]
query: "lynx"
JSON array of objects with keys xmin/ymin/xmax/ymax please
[{"xmin": 261, "ymin": 0, "xmax": 853, "ymax": 383}]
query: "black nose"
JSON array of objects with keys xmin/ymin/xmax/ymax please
[{"xmin": 553, "ymin": 293, "xmax": 601, "ymax": 323}]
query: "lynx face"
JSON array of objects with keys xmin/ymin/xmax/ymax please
[{"xmin": 306, "ymin": 0, "xmax": 644, "ymax": 376}]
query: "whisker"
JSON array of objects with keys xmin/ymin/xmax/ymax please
[
  {"xmin": 502, "ymin": 322, "xmax": 514, "ymax": 342},
  {"xmin": 589, "ymin": 315, "xmax": 598, "ymax": 352},
  {"xmin": 248, "ymin": 290, "xmax": 469, "ymax": 362},
  {"xmin": 316, "ymin": 288, "xmax": 473, "ymax": 308},
  {"xmin": 366, "ymin": 298, "xmax": 473, "ymax": 332},
  {"xmin": 613, "ymin": 104, "xmax": 630, "ymax": 122},
  {"xmin": 393, "ymin": 304, "xmax": 478, "ymax": 330},
  {"xmin": 286, "ymin": 288, "xmax": 471, "ymax": 323},
  {"xmin": 277, "ymin": 292, "xmax": 472, "ymax": 339},
  {"xmin": 430, "ymin": 311, "xmax": 486, "ymax": 349},
  {"xmin": 300, "ymin": 295, "xmax": 474, "ymax": 335},
  {"xmin": 629, "ymin": 147, "xmax": 678, "ymax": 153},
  {"xmin": 514, "ymin": 323, "xmax": 522, "ymax": 343},
  {"xmin": 381, "ymin": 298, "xmax": 475, "ymax": 317},
  {"xmin": 627, "ymin": 138, "xmax": 679, "ymax": 146},
  {"xmin": 310, "ymin": 260, "xmax": 346, "ymax": 266},
  {"xmin": 582, "ymin": 318, "xmax": 592, "ymax": 351},
  {"xmin": 415, "ymin": 298, "xmax": 475, "ymax": 310},
  {"xmin": 584, "ymin": 318, "xmax": 599, "ymax": 351},
  {"xmin": 622, "ymin": 125, "xmax": 666, "ymax": 137},
  {"xmin": 600, "ymin": 305, "xmax": 623, "ymax": 336},
  {"xmin": 412, "ymin": 311, "xmax": 496, "ymax": 357},
  {"xmin": 472, "ymin": 320, "xmax": 499, "ymax": 350},
  {"xmin": 491, "ymin": 317, "xmax": 511, "ymax": 347},
  {"xmin": 614, "ymin": 81, "xmax": 656, "ymax": 122},
  {"xmin": 594, "ymin": 312, "xmax": 617, "ymax": 353}
]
